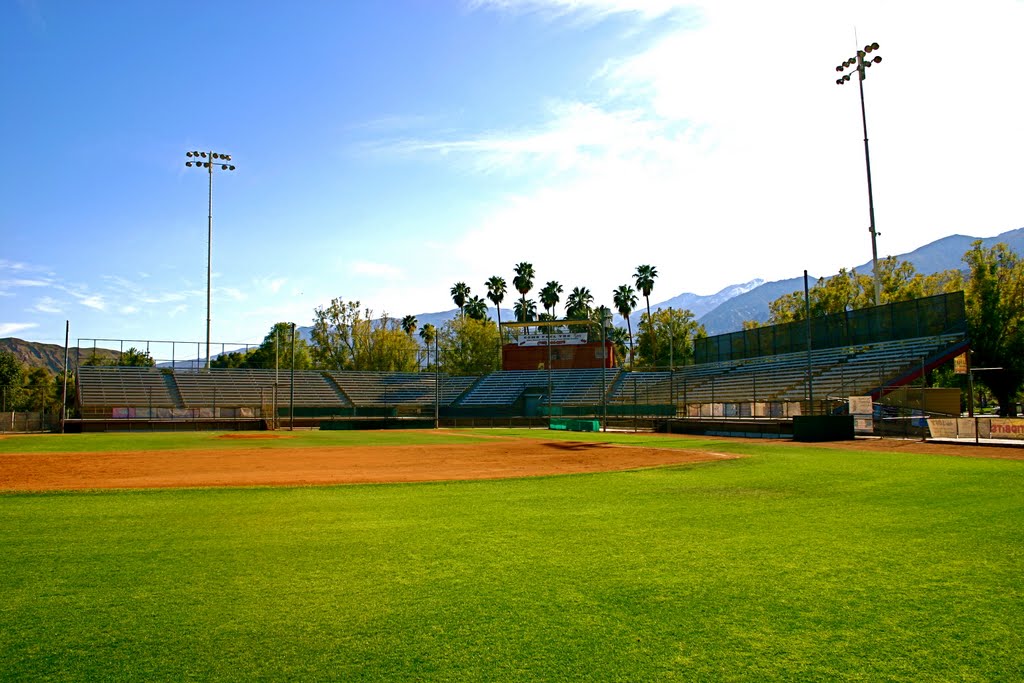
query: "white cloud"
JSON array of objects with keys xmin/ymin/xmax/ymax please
[
  {"xmin": 0, "ymin": 278, "xmax": 51, "ymax": 290},
  {"xmin": 33, "ymin": 297, "xmax": 63, "ymax": 314},
  {"xmin": 78, "ymin": 295, "xmax": 106, "ymax": 311},
  {"xmin": 470, "ymin": 0, "xmax": 691, "ymax": 21},
  {"xmin": 0, "ymin": 322, "xmax": 38, "ymax": 336},
  {"xmin": 120, "ymin": 305, "xmax": 139, "ymax": 315}
]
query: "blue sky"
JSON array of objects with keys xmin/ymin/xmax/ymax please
[{"xmin": 3, "ymin": 0, "xmax": 1023, "ymax": 354}]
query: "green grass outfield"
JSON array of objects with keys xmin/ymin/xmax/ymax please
[{"xmin": 2, "ymin": 430, "xmax": 1023, "ymax": 680}]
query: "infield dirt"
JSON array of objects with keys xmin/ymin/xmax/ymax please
[{"xmin": 0, "ymin": 433, "xmax": 738, "ymax": 491}]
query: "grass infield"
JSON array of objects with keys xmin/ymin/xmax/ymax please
[{"xmin": 2, "ymin": 430, "xmax": 1023, "ymax": 680}]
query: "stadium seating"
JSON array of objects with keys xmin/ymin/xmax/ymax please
[{"xmin": 75, "ymin": 333, "xmax": 966, "ymax": 421}]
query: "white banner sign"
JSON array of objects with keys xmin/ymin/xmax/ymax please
[
  {"xmin": 849, "ymin": 396, "xmax": 873, "ymax": 416},
  {"xmin": 518, "ymin": 332, "xmax": 588, "ymax": 347}
]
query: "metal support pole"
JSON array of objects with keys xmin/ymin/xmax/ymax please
[
  {"xmin": 289, "ymin": 323, "xmax": 295, "ymax": 431},
  {"xmin": 61, "ymin": 320, "xmax": 69, "ymax": 432},
  {"xmin": 858, "ymin": 74, "xmax": 882, "ymax": 307},
  {"xmin": 206, "ymin": 156, "xmax": 213, "ymax": 370},
  {"xmin": 804, "ymin": 270, "xmax": 814, "ymax": 415},
  {"xmin": 434, "ymin": 334, "xmax": 439, "ymax": 429},
  {"xmin": 546, "ymin": 329, "xmax": 553, "ymax": 422}
]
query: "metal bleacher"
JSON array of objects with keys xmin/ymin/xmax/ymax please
[
  {"xmin": 327, "ymin": 372, "xmax": 476, "ymax": 407},
  {"xmin": 457, "ymin": 368, "xmax": 618, "ymax": 407},
  {"xmin": 77, "ymin": 366, "xmax": 177, "ymax": 412}
]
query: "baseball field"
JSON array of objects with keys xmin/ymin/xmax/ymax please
[{"xmin": 2, "ymin": 429, "xmax": 1022, "ymax": 680}]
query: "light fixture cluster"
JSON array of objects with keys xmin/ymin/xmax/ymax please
[
  {"xmin": 835, "ymin": 42, "xmax": 881, "ymax": 84},
  {"xmin": 185, "ymin": 150, "xmax": 236, "ymax": 171}
]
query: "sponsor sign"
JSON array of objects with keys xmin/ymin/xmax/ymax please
[
  {"xmin": 518, "ymin": 332, "xmax": 588, "ymax": 347},
  {"xmin": 990, "ymin": 419, "xmax": 1024, "ymax": 440},
  {"xmin": 953, "ymin": 353, "xmax": 968, "ymax": 375},
  {"xmin": 849, "ymin": 396, "xmax": 873, "ymax": 415},
  {"xmin": 927, "ymin": 418, "xmax": 959, "ymax": 439}
]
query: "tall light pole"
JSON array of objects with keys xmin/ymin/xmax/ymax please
[
  {"xmin": 836, "ymin": 42, "xmax": 883, "ymax": 306},
  {"xmin": 185, "ymin": 150, "xmax": 236, "ymax": 369}
]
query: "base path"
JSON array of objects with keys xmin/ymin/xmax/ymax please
[{"xmin": 0, "ymin": 437, "xmax": 738, "ymax": 491}]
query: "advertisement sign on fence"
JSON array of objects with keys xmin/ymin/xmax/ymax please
[
  {"xmin": 990, "ymin": 419, "xmax": 1024, "ymax": 440},
  {"xmin": 928, "ymin": 418, "xmax": 1024, "ymax": 441}
]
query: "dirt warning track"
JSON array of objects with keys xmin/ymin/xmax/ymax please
[{"xmin": 0, "ymin": 438, "xmax": 737, "ymax": 491}]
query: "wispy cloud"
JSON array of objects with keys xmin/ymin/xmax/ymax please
[
  {"xmin": 33, "ymin": 297, "xmax": 63, "ymax": 314},
  {"xmin": 0, "ymin": 322, "xmax": 38, "ymax": 337},
  {"xmin": 381, "ymin": 101, "xmax": 695, "ymax": 176},
  {"xmin": 469, "ymin": 0, "xmax": 691, "ymax": 21},
  {"xmin": 78, "ymin": 295, "xmax": 106, "ymax": 311}
]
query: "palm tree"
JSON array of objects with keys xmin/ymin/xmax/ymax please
[
  {"xmin": 513, "ymin": 298, "xmax": 537, "ymax": 328},
  {"xmin": 634, "ymin": 264, "xmax": 658, "ymax": 361},
  {"xmin": 450, "ymin": 282, "xmax": 470, "ymax": 318},
  {"xmin": 613, "ymin": 284, "xmax": 638, "ymax": 368},
  {"xmin": 512, "ymin": 262, "xmax": 535, "ymax": 332},
  {"xmin": 565, "ymin": 286, "xmax": 593, "ymax": 320},
  {"xmin": 401, "ymin": 315, "xmax": 418, "ymax": 336},
  {"xmin": 486, "ymin": 275, "xmax": 507, "ymax": 342},
  {"xmin": 419, "ymin": 323, "xmax": 437, "ymax": 370},
  {"xmin": 539, "ymin": 280, "xmax": 563, "ymax": 318},
  {"xmin": 465, "ymin": 295, "xmax": 488, "ymax": 321}
]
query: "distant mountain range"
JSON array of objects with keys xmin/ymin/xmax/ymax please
[{"xmin": 6, "ymin": 227, "xmax": 1022, "ymax": 369}]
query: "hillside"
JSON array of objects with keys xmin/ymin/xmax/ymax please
[{"xmin": 0, "ymin": 338, "xmax": 121, "ymax": 375}]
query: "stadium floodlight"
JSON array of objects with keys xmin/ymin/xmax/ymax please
[
  {"xmin": 185, "ymin": 149, "xmax": 237, "ymax": 370},
  {"xmin": 835, "ymin": 42, "xmax": 884, "ymax": 306}
]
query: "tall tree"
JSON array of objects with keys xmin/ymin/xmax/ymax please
[
  {"xmin": 634, "ymin": 264, "xmax": 659, "ymax": 358},
  {"xmin": 486, "ymin": 275, "xmax": 507, "ymax": 343},
  {"xmin": 0, "ymin": 350, "xmax": 24, "ymax": 411},
  {"xmin": 613, "ymin": 284, "xmax": 639, "ymax": 368},
  {"xmin": 512, "ymin": 262, "xmax": 536, "ymax": 330},
  {"xmin": 310, "ymin": 300, "xmax": 416, "ymax": 371},
  {"xmin": 635, "ymin": 307, "xmax": 706, "ymax": 369},
  {"xmin": 401, "ymin": 315, "xmax": 418, "ymax": 336},
  {"xmin": 23, "ymin": 367, "xmax": 53, "ymax": 412},
  {"xmin": 465, "ymin": 295, "xmax": 488, "ymax": 321},
  {"xmin": 450, "ymin": 282, "xmax": 471, "ymax": 318},
  {"xmin": 438, "ymin": 317, "xmax": 501, "ymax": 376},
  {"xmin": 963, "ymin": 241, "xmax": 1024, "ymax": 416},
  {"xmin": 565, "ymin": 286, "xmax": 593, "ymax": 319},
  {"xmin": 419, "ymin": 323, "xmax": 437, "ymax": 370},
  {"xmin": 539, "ymin": 280, "xmax": 563, "ymax": 318},
  {"xmin": 513, "ymin": 298, "xmax": 537, "ymax": 329},
  {"xmin": 565, "ymin": 286, "xmax": 593, "ymax": 333}
]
